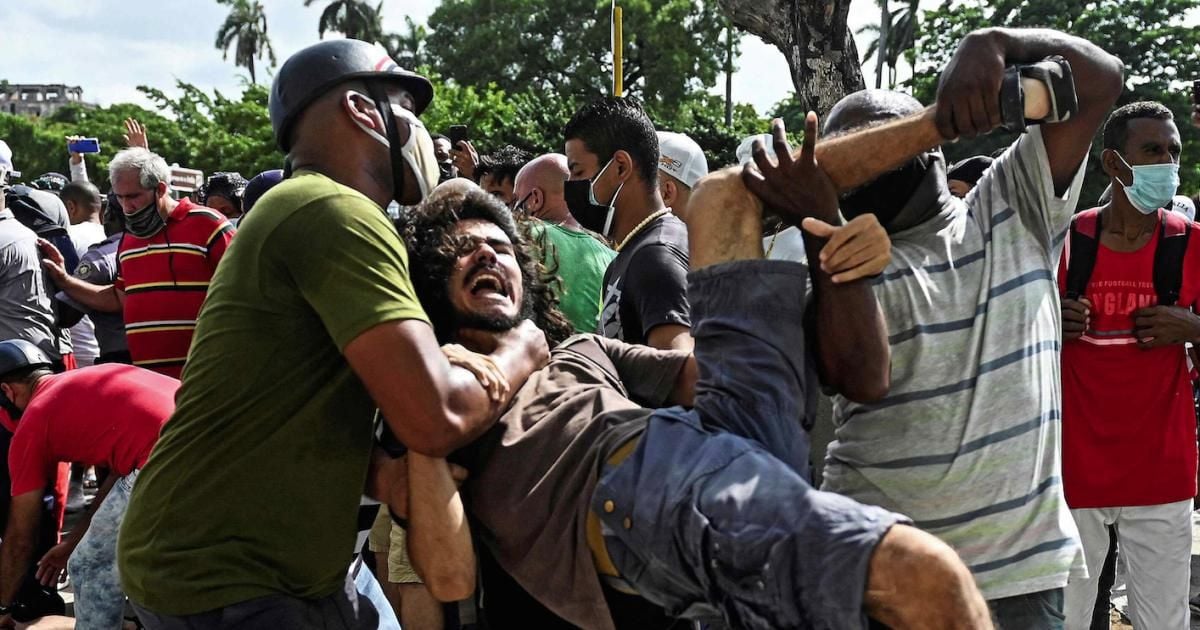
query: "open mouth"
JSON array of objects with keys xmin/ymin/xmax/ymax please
[{"xmin": 467, "ymin": 269, "xmax": 509, "ymax": 298}]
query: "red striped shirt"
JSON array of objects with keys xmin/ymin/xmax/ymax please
[{"xmin": 115, "ymin": 198, "xmax": 234, "ymax": 378}]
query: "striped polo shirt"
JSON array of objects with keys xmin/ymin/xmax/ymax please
[
  {"xmin": 116, "ymin": 198, "xmax": 234, "ymax": 378},
  {"xmin": 822, "ymin": 127, "xmax": 1086, "ymax": 599}
]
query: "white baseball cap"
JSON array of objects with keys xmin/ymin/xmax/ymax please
[
  {"xmin": 1169, "ymin": 195, "xmax": 1196, "ymax": 222},
  {"xmin": 656, "ymin": 131, "xmax": 708, "ymax": 189},
  {"xmin": 736, "ymin": 133, "xmax": 776, "ymax": 167}
]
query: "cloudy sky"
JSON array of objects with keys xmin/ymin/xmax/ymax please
[{"xmin": 0, "ymin": 0, "xmax": 924, "ymax": 115}]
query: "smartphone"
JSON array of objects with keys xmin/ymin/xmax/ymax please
[
  {"xmin": 447, "ymin": 125, "xmax": 469, "ymax": 148},
  {"xmin": 67, "ymin": 138, "xmax": 101, "ymax": 154}
]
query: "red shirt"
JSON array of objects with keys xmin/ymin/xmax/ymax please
[
  {"xmin": 115, "ymin": 198, "xmax": 234, "ymax": 378},
  {"xmin": 8, "ymin": 364, "xmax": 179, "ymax": 497},
  {"xmin": 1058, "ymin": 209, "xmax": 1200, "ymax": 508}
]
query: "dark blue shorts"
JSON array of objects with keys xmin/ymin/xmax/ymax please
[{"xmin": 592, "ymin": 260, "xmax": 905, "ymax": 630}]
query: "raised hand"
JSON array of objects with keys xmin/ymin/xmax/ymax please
[
  {"xmin": 452, "ymin": 140, "xmax": 479, "ymax": 181},
  {"xmin": 935, "ymin": 32, "xmax": 1006, "ymax": 140},
  {"xmin": 741, "ymin": 113, "xmax": 840, "ymax": 226},
  {"xmin": 66, "ymin": 135, "xmax": 86, "ymax": 165},
  {"xmin": 124, "ymin": 117, "xmax": 149, "ymax": 149}
]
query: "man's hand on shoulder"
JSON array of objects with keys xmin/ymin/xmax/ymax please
[
  {"xmin": 36, "ymin": 239, "xmax": 70, "ymax": 285},
  {"xmin": 441, "ymin": 344, "xmax": 509, "ymax": 404},
  {"xmin": 1133, "ymin": 305, "xmax": 1200, "ymax": 349},
  {"xmin": 457, "ymin": 319, "xmax": 550, "ymax": 405},
  {"xmin": 801, "ymin": 214, "xmax": 891, "ymax": 284}
]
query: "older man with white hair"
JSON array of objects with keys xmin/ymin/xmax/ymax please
[{"xmin": 41, "ymin": 147, "xmax": 235, "ymax": 378}]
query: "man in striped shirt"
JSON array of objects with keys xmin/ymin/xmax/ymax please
[
  {"xmin": 817, "ymin": 29, "xmax": 1124, "ymax": 627},
  {"xmin": 43, "ymin": 148, "xmax": 234, "ymax": 378}
]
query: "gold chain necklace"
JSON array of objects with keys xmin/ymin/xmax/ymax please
[{"xmin": 615, "ymin": 209, "xmax": 671, "ymax": 252}]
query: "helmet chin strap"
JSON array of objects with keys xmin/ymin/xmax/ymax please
[{"xmin": 367, "ymin": 82, "xmax": 408, "ymax": 206}]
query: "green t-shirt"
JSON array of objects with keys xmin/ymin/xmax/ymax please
[
  {"xmin": 118, "ymin": 171, "xmax": 430, "ymax": 614},
  {"xmin": 533, "ymin": 222, "xmax": 616, "ymax": 333}
]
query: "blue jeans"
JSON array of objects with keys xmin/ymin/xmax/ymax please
[
  {"xmin": 591, "ymin": 261, "xmax": 906, "ymax": 630},
  {"xmin": 70, "ymin": 469, "xmax": 138, "ymax": 629},
  {"xmin": 352, "ymin": 558, "xmax": 400, "ymax": 630},
  {"xmin": 990, "ymin": 588, "xmax": 1065, "ymax": 630}
]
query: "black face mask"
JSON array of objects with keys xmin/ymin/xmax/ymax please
[
  {"xmin": 124, "ymin": 196, "xmax": 166, "ymax": 239},
  {"xmin": 564, "ymin": 179, "xmax": 608, "ymax": 234},
  {"xmin": 840, "ymin": 154, "xmax": 932, "ymax": 228}
]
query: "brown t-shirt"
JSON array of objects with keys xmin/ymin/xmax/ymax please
[{"xmin": 455, "ymin": 334, "xmax": 688, "ymax": 630}]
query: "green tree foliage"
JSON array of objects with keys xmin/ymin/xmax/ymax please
[
  {"xmin": 424, "ymin": 0, "xmax": 733, "ymax": 121},
  {"xmin": 0, "ymin": 82, "xmax": 279, "ymax": 191},
  {"xmin": 913, "ymin": 0, "xmax": 1200, "ymax": 203},
  {"xmin": 383, "ymin": 16, "xmax": 429, "ymax": 69},
  {"xmin": 215, "ymin": 0, "xmax": 276, "ymax": 84},
  {"xmin": 1, "ymin": 62, "xmax": 774, "ymax": 197}
]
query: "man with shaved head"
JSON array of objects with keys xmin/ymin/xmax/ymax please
[
  {"xmin": 811, "ymin": 29, "xmax": 1125, "ymax": 627},
  {"xmin": 514, "ymin": 154, "xmax": 615, "ymax": 332}
]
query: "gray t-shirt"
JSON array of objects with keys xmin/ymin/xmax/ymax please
[
  {"xmin": 0, "ymin": 209, "xmax": 62, "ymax": 360},
  {"xmin": 822, "ymin": 127, "xmax": 1087, "ymax": 599}
]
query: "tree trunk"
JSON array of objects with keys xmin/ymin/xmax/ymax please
[
  {"xmin": 716, "ymin": 0, "xmax": 865, "ymax": 115},
  {"xmin": 724, "ymin": 25, "xmax": 734, "ymax": 127},
  {"xmin": 874, "ymin": 0, "xmax": 890, "ymax": 90}
]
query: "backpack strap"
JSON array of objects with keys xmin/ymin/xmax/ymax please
[
  {"xmin": 1064, "ymin": 208, "xmax": 1102, "ymax": 301},
  {"xmin": 1154, "ymin": 209, "xmax": 1191, "ymax": 306}
]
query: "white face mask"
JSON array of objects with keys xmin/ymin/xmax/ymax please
[{"xmin": 348, "ymin": 91, "xmax": 441, "ymax": 200}]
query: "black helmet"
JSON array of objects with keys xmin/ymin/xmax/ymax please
[
  {"xmin": 198, "ymin": 171, "xmax": 249, "ymax": 206},
  {"xmin": 5, "ymin": 185, "xmax": 70, "ymax": 237},
  {"xmin": 30, "ymin": 172, "xmax": 69, "ymax": 195},
  {"xmin": 269, "ymin": 39, "xmax": 434, "ymax": 152},
  {"xmin": 0, "ymin": 340, "xmax": 52, "ymax": 380}
]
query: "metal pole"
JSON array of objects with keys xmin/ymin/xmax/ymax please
[{"xmin": 613, "ymin": 6, "xmax": 624, "ymax": 97}]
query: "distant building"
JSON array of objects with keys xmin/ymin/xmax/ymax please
[{"xmin": 0, "ymin": 84, "xmax": 92, "ymax": 117}]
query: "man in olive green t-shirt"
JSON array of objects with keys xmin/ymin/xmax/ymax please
[
  {"xmin": 118, "ymin": 39, "xmax": 548, "ymax": 629},
  {"xmin": 513, "ymin": 154, "xmax": 616, "ymax": 332}
]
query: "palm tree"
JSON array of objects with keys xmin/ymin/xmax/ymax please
[
  {"xmin": 215, "ymin": 0, "xmax": 276, "ymax": 84},
  {"xmin": 857, "ymin": 0, "xmax": 919, "ymax": 89},
  {"xmin": 382, "ymin": 16, "xmax": 427, "ymax": 68},
  {"xmin": 305, "ymin": 0, "xmax": 385, "ymax": 42}
]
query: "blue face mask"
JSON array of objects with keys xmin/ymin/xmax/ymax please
[{"xmin": 1114, "ymin": 152, "xmax": 1180, "ymax": 215}]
